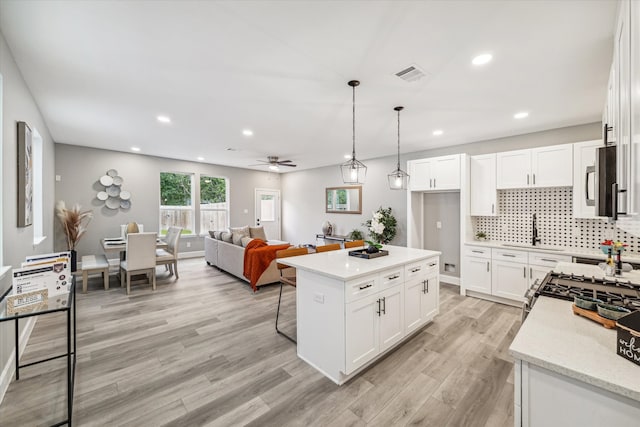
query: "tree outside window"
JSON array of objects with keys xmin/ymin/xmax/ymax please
[
  {"xmin": 200, "ymin": 175, "xmax": 228, "ymax": 234},
  {"xmin": 160, "ymin": 172, "xmax": 194, "ymax": 235}
]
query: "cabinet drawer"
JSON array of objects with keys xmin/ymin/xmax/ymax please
[
  {"xmin": 405, "ymin": 261, "xmax": 428, "ymax": 280},
  {"xmin": 528, "ymin": 252, "xmax": 572, "ymax": 268},
  {"xmin": 492, "ymin": 249, "xmax": 528, "ymax": 263},
  {"xmin": 425, "ymin": 258, "xmax": 439, "ymax": 275},
  {"xmin": 464, "ymin": 246, "xmax": 491, "ymax": 259},
  {"xmin": 379, "ymin": 267, "xmax": 404, "ymax": 290},
  {"xmin": 345, "ymin": 274, "xmax": 379, "ymax": 303}
]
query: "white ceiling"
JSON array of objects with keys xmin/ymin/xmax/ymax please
[{"xmin": 0, "ymin": 0, "xmax": 617, "ymax": 172}]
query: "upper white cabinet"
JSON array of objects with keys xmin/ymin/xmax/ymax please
[
  {"xmin": 408, "ymin": 154, "xmax": 461, "ymax": 191},
  {"xmin": 496, "ymin": 145, "xmax": 573, "ymax": 189},
  {"xmin": 573, "ymin": 140, "xmax": 604, "ymax": 219},
  {"xmin": 470, "ymin": 154, "xmax": 497, "ymax": 216}
]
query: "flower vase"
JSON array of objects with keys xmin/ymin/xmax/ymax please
[{"xmin": 70, "ymin": 249, "xmax": 77, "ymax": 272}]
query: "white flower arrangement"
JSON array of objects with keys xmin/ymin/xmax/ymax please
[{"xmin": 363, "ymin": 206, "xmax": 397, "ymax": 244}]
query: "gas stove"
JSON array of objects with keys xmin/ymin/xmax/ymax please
[{"xmin": 523, "ymin": 271, "xmax": 640, "ymax": 321}]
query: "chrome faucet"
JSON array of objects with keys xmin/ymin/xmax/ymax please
[{"xmin": 532, "ymin": 213, "xmax": 541, "ymax": 246}]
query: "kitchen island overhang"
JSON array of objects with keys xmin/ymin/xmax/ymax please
[{"xmin": 279, "ymin": 245, "xmax": 442, "ymax": 385}]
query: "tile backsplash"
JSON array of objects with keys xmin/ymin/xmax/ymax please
[{"xmin": 473, "ymin": 187, "xmax": 639, "ymax": 254}]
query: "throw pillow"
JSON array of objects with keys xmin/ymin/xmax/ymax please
[
  {"xmin": 208, "ymin": 230, "xmax": 216, "ymax": 238},
  {"xmin": 249, "ymin": 226, "xmax": 267, "ymax": 241},
  {"xmin": 221, "ymin": 231, "xmax": 233, "ymax": 243},
  {"xmin": 230, "ymin": 226, "xmax": 250, "ymax": 245},
  {"xmin": 241, "ymin": 236, "xmax": 254, "ymax": 247}
]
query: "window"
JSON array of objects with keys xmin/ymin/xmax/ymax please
[
  {"xmin": 159, "ymin": 172, "xmax": 194, "ymax": 235},
  {"xmin": 200, "ymin": 175, "xmax": 228, "ymax": 234}
]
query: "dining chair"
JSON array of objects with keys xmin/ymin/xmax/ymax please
[
  {"xmin": 316, "ymin": 243, "xmax": 341, "ymax": 253},
  {"xmin": 344, "ymin": 240, "xmax": 365, "ymax": 249},
  {"xmin": 120, "ymin": 232, "xmax": 157, "ymax": 295},
  {"xmin": 156, "ymin": 226, "xmax": 182, "ymax": 278},
  {"xmin": 275, "ymin": 247, "xmax": 309, "ymax": 343}
]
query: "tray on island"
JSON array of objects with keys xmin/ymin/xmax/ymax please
[{"xmin": 348, "ymin": 249, "xmax": 389, "ymax": 259}]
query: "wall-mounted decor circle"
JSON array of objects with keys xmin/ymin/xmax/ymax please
[
  {"xmin": 120, "ymin": 200, "xmax": 131, "ymax": 209},
  {"xmin": 97, "ymin": 191, "xmax": 108, "ymax": 201},
  {"xmin": 105, "ymin": 197, "xmax": 120, "ymax": 209},
  {"xmin": 100, "ymin": 175, "xmax": 113, "ymax": 186},
  {"xmin": 107, "ymin": 185, "xmax": 120, "ymax": 197},
  {"xmin": 106, "ymin": 169, "xmax": 118, "ymax": 177},
  {"xmin": 112, "ymin": 176, "xmax": 123, "ymax": 186},
  {"xmin": 120, "ymin": 190, "xmax": 131, "ymax": 200}
]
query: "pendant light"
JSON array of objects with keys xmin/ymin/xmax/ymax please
[
  {"xmin": 340, "ymin": 80, "xmax": 367, "ymax": 184},
  {"xmin": 388, "ymin": 106, "xmax": 410, "ymax": 190}
]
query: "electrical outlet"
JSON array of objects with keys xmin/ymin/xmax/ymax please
[
  {"xmin": 55, "ymin": 175, "xmax": 61, "ymax": 182},
  {"xmin": 313, "ymin": 293, "xmax": 325, "ymax": 303},
  {"xmin": 436, "ymin": 221, "xmax": 442, "ymax": 229},
  {"xmin": 186, "ymin": 242, "xmax": 191, "ymax": 248}
]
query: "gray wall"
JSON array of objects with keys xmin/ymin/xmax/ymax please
[
  {"xmin": 1, "ymin": 31, "xmax": 56, "ymax": 397},
  {"xmin": 281, "ymin": 123, "xmax": 602, "ymax": 247},
  {"xmin": 424, "ymin": 192, "xmax": 461, "ymax": 278},
  {"xmin": 54, "ymin": 144, "xmax": 281, "ymax": 260}
]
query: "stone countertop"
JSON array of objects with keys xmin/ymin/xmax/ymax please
[
  {"xmin": 278, "ymin": 245, "xmax": 441, "ymax": 281},
  {"xmin": 509, "ymin": 271, "xmax": 640, "ymax": 402},
  {"xmin": 465, "ymin": 240, "xmax": 640, "ymax": 264}
]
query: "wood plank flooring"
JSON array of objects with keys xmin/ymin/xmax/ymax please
[{"xmin": 0, "ymin": 258, "xmax": 522, "ymax": 426}]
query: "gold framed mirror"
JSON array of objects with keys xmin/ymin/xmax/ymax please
[{"xmin": 326, "ymin": 186, "xmax": 362, "ymax": 214}]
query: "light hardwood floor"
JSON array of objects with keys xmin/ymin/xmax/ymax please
[{"xmin": 0, "ymin": 258, "xmax": 521, "ymax": 426}]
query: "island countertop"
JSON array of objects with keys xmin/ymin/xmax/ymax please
[
  {"xmin": 278, "ymin": 245, "xmax": 441, "ymax": 281},
  {"xmin": 510, "ymin": 295, "xmax": 640, "ymax": 402}
]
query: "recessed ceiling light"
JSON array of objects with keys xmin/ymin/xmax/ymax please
[
  {"xmin": 344, "ymin": 154, "xmax": 352, "ymax": 159},
  {"xmin": 514, "ymin": 111, "xmax": 529, "ymax": 119},
  {"xmin": 242, "ymin": 129, "xmax": 253, "ymax": 136},
  {"xmin": 269, "ymin": 165, "xmax": 279, "ymax": 171},
  {"xmin": 157, "ymin": 115, "xmax": 171, "ymax": 124},
  {"xmin": 472, "ymin": 53, "xmax": 493, "ymax": 66},
  {"xmin": 432, "ymin": 130, "xmax": 444, "ymax": 136},
  {"xmin": 131, "ymin": 146, "xmax": 141, "ymax": 152},
  {"xmin": 197, "ymin": 156, "xmax": 205, "ymax": 161}
]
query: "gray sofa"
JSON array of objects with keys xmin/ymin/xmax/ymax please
[{"xmin": 204, "ymin": 227, "xmax": 286, "ymax": 288}]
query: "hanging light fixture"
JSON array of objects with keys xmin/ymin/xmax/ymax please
[
  {"xmin": 388, "ymin": 106, "xmax": 410, "ymax": 190},
  {"xmin": 340, "ymin": 80, "xmax": 367, "ymax": 184}
]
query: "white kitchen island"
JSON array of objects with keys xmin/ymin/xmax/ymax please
[{"xmin": 279, "ymin": 245, "xmax": 441, "ymax": 385}]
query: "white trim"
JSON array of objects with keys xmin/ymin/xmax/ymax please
[
  {"xmin": 0, "ymin": 317, "xmax": 36, "ymax": 405},
  {"xmin": 32, "ymin": 236, "xmax": 47, "ymax": 247},
  {"xmin": 440, "ymin": 274, "xmax": 460, "ymax": 286},
  {"xmin": 178, "ymin": 251, "xmax": 204, "ymax": 259}
]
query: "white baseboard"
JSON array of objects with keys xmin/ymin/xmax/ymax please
[
  {"xmin": 179, "ymin": 251, "xmax": 203, "ymax": 259},
  {"xmin": 440, "ymin": 274, "xmax": 460, "ymax": 286},
  {"xmin": 0, "ymin": 317, "xmax": 36, "ymax": 405}
]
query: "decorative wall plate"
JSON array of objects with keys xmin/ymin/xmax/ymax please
[
  {"xmin": 107, "ymin": 185, "xmax": 120, "ymax": 197},
  {"xmin": 105, "ymin": 197, "xmax": 120, "ymax": 209},
  {"xmin": 100, "ymin": 175, "xmax": 113, "ymax": 186},
  {"xmin": 120, "ymin": 200, "xmax": 131, "ymax": 209},
  {"xmin": 112, "ymin": 176, "xmax": 123, "ymax": 186},
  {"xmin": 97, "ymin": 191, "xmax": 108, "ymax": 201},
  {"xmin": 120, "ymin": 190, "xmax": 131, "ymax": 200},
  {"xmin": 107, "ymin": 169, "xmax": 118, "ymax": 177}
]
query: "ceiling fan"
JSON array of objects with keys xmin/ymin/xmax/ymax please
[{"xmin": 250, "ymin": 156, "xmax": 297, "ymax": 170}]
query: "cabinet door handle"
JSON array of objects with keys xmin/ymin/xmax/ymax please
[
  {"xmin": 523, "ymin": 267, "xmax": 526, "ymax": 278},
  {"xmin": 387, "ymin": 274, "xmax": 400, "ymax": 281},
  {"xmin": 503, "ymin": 254, "xmax": 516, "ymax": 258},
  {"xmin": 434, "ymin": 178, "xmax": 436, "ymax": 188},
  {"xmin": 533, "ymin": 173, "xmax": 536, "ymax": 185},
  {"xmin": 422, "ymin": 280, "xmax": 426, "ymax": 293},
  {"xmin": 527, "ymin": 174, "xmax": 530, "ymax": 185},
  {"xmin": 540, "ymin": 258, "xmax": 557, "ymax": 263},
  {"xmin": 410, "ymin": 267, "xmax": 421, "ymax": 273},
  {"xmin": 359, "ymin": 283, "xmax": 373, "ymax": 290},
  {"xmin": 429, "ymin": 178, "xmax": 433, "ymax": 188},
  {"xmin": 491, "ymin": 203, "xmax": 495, "ymax": 214},
  {"xmin": 429, "ymin": 262, "xmax": 437, "ymax": 267},
  {"xmin": 472, "ymin": 250, "xmax": 484, "ymax": 254},
  {"xmin": 381, "ymin": 297, "xmax": 386, "ymax": 314},
  {"xmin": 530, "ymin": 267, "xmax": 532, "ymax": 278},
  {"xmin": 376, "ymin": 299, "xmax": 381, "ymax": 316},
  {"xmin": 487, "ymin": 262, "xmax": 490, "ymax": 272},
  {"xmin": 426, "ymin": 279, "xmax": 429, "ymax": 293}
]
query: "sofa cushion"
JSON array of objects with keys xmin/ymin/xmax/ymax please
[
  {"xmin": 249, "ymin": 226, "xmax": 267, "ymax": 241},
  {"xmin": 221, "ymin": 231, "xmax": 233, "ymax": 243},
  {"xmin": 208, "ymin": 230, "xmax": 216, "ymax": 238},
  {"xmin": 230, "ymin": 226, "xmax": 250, "ymax": 246},
  {"xmin": 241, "ymin": 236, "xmax": 254, "ymax": 247}
]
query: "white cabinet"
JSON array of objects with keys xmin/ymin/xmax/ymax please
[
  {"xmin": 492, "ymin": 249, "xmax": 529, "ymax": 301},
  {"xmin": 409, "ymin": 154, "xmax": 461, "ymax": 191},
  {"xmin": 379, "ymin": 285, "xmax": 404, "ymax": 351},
  {"xmin": 527, "ymin": 252, "xmax": 572, "ymax": 286},
  {"xmin": 345, "ymin": 295, "xmax": 379, "ymax": 373},
  {"xmin": 461, "ymin": 246, "xmax": 491, "ymax": 294},
  {"xmin": 630, "ymin": 0, "xmax": 640, "ymax": 217},
  {"xmin": 470, "ymin": 154, "xmax": 497, "ymax": 216},
  {"xmin": 573, "ymin": 140, "xmax": 604, "ymax": 219},
  {"xmin": 404, "ymin": 260, "xmax": 439, "ymax": 335},
  {"xmin": 496, "ymin": 145, "xmax": 572, "ymax": 189}
]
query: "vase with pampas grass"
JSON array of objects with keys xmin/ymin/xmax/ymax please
[{"xmin": 56, "ymin": 201, "xmax": 93, "ymax": 271}]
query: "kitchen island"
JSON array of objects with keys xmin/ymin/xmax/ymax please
[
  {"xmin": 279, "ymin": 245, "xmax": 441, "ymax": 385},
  {"xmin": 510, "ymin": 263, "xmax": 640, "ymax": 426}
]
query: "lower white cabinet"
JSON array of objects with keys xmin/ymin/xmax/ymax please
[
  {"xmin": 462, "ymin": 246, "xmax": 492, "ymax": 294},
  {"xmin": 404, "ymin": 270, "xmax": 439, "ymax": 334},
  {"xmin": 492, "ymin": 259, "xmax": 529, "ymax": 301},
  {"xmin": 345, "ymin": 294, "xmax": 380, "ymax": 373},
  {"xmin": 379, "ymin": 285, "xmax": 404, "ymax": 351}
]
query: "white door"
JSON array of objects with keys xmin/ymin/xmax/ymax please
[
  {"xmin": 470, "ymin": 154, "xmax": 497, "ymax": 216},
  {"xmin": 492, "ymin": 260, "xmax": 529, "ymax": 301},
  {"xmin": 378, "ymin": 285, "xmax": 404, "ymax": 352},
  {"xmin": 432, "ymin": 155, "xmax": 461, "ymax": 190},
  {"xmin": 409, "ymin": 159, "xmax": 432, "ymax": 191},
  {"xmin": 497, "ymin": 149, "xmax": 531, "ymax": 189},
  {"xmin": 404, "ymin": 277, "xmax": 425, "ymax": 334},
  {"xmin": 345, "ymin": 295, "xmax": 379, "ymax": 374},
  {"xmin": 422, "ymin": 274, "xmax": 439, "ymax": 321},
  {"xmin": 529, "ymin": 265, "xmax": 551, "ymax": 287},
  {"xmin": 255, "ymin": 188, "xmax": 280, "ymax": 240},
  {"xmin": 531, "ymin": 145, "xmax": 573, "ymax": 187},
  {"xmin": 462, "ymin": 256, "xmax": 492, "ymax": 294}
]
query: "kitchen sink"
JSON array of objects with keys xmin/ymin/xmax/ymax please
[{"xmin": 502, "ymin": 243, "xmax": 565, "ymax": 252}]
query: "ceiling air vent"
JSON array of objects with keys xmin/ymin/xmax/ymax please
[{"xmin": 395, "ymin": 64, "xmax": 427, "ymax": 83}]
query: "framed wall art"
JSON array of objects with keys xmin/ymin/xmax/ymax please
[{"xmin": 17, "ymin": 121, "xmax": 33, "ymax": 227}]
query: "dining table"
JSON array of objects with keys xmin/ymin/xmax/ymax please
[{"xmin": 101, "ymin": 237, "xmax": 169, "ymax": 274}]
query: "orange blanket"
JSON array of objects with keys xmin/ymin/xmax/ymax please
[{"xmin": 243, "ymin": 239, "xmax": 290, "ymax": 291}]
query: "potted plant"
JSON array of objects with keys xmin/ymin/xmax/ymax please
[
  {"xmin": 56, "ymin": 201, "xmax": 93, "ymax": 271},
  {"xmin": 475, "ymin": 231, "xmax": 487, "ymax": 241},
  {"xmin": 348, "ymin": 228, "xmax": 364, "ymax": 241},
  {"xmin": 363, "ymin": 207, "xmax": 397, "ymax": 248}
]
